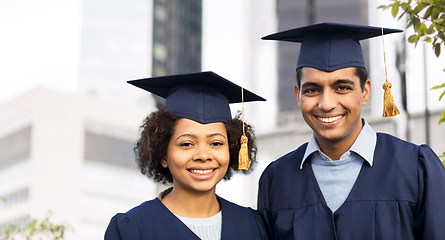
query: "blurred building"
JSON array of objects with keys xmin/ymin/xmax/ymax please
[
  {"xmin": 79, "ymin": 0, "xmax": 153, "ymax": 104},
  {"xmin": 152, "ymin": 0, "xmax": 202, "ymax": 77},
  {"xmin": 0, "ymin": 1, "xmax": 156, "ymax": 238},
  {"xmin": 0, "ymin": 87, "xmax": 157, "ymax": 240},
  {"xmin": 151, "ymin": 0, "xmax": 203, "ymax": 108}
]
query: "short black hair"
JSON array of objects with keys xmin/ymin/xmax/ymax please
[{"xmin": 296, "ymin": 67, "xmax": 368, "ymax": 92}]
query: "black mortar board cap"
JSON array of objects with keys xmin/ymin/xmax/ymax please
[
  {"xmin": 262, "ymin": 22, "xmax": 403, "ymax": 72},
  {"xmin": 128, "ymin": 71, "xmax": 266, "ymax": 124}
]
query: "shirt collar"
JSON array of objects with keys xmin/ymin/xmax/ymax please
[{"xmin": 300, "ymin": 119, "xmax": 376, "ymax": 169}]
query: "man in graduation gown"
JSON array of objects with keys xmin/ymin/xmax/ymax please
[{"xmin": 257, "ymin": 22, "xmax": 445, "ymax": 240}]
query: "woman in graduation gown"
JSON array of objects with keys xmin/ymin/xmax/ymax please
[{"xmin": 104, "ymin": 71, "xmax": 268, "ymax": 240}]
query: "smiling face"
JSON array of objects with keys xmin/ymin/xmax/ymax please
[
  {"xmin": 162, "ymin": 118, "xmax": 230, "ymax": 195},
  {"xmin": 295, "ymin": 67, "xmax": 371, "ymax": 151}
]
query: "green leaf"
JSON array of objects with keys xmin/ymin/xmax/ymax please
[
  {"xmin": 417, "ymin": 23, "xmax": 428, "ymax": 35},
  {"xmin": 424, "ymin": 6, "xmax": 434, "ymax": 18},
  {"xmin": 431, "ymin": 82, "xmax": 445, "ymax": 90},
  {"xmin": 439, "ymin": 89, "xmax": 445, "ymax": 101},
  {"xmin": 398, "ymin": 9, "xmax": 409, "ymax": 20},
  {"xmin": 439, "ymin": 111, "xmax": 445, "ymax": 125},
  {"xmin": 431, "ymin": 8, "xmax": 440, "ymax": 20},
  {"xmin": 425, "ymin": 36, "xmax": 432, "ymax": 42},
  {"xmin": 435, "ymin": 43, "xmax": 441, "ymax": 57},
  {"xmin": 408, "ymin": 34, "xmax": 419, "ymax": 43},
  {"xmin": 433, "ymin": 37, "xmax": 438, "ymax": 45},
  {"xmin": 438, "ymin": 31, "xmax": 445, "ymax": 41},
  {"xmin": 407, "ymin": 20, "xmax": 414, "ymax": 29},
  {"xmin": 413, "ymin": 17, "xmax": 421, "ymax": 30},
  {"xmin": 392, "ymin": 2, "xmax": 400, "ymax": 17},
  {"xmin": 413, "ymin": 3, "xmax": 428, "ymax": 15},
  {"xmin": 377, "ymin": 4, "xmax": 392, "ymax": 10},
  {"xmin": 401, "ymin": 2, "xmax": 411, "ymax": 10},
  {"xmin": 426, "ymin": 24, "xmax": 436, "ymax": 34}
]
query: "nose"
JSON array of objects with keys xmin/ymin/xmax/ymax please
[
  {"xmin": 318, "ymin": 90, "xmax": 337, "ymax": 112},
  {"xmin": 193, "ymin": 145, "xmax": 212, "ymax": 162}
]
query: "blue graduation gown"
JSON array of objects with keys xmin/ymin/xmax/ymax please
[
  {"xmin": 105, "ymin": 196, "xmax": 268, "ymax": 240},
  {"xmin": 258, "ymin": 133, "xmax": 445, "ymax": 240}
]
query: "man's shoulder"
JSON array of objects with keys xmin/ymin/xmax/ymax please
[
  {"xmin": 373, "ymin": 132, "xmax": 439, "ymax": 170},
  {"xmin": 263, "ymin": 143, "xmax": 308, "ymax": 172},
  {"xmin": 376, "ymin": 132, "xmax": 419, "ymax": 149}
]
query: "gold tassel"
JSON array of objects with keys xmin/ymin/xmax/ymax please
[
  {"xmin": 382, "ymin": 81, "xmax": 400, "ymax": 117},
  {"xmin": 238, "ymin": 135, "xmax": 249, "ymax": 170},
  {"xmin": 238, "ymin": 87, "xmax": 250, "ymax": 170},
  {"xmin": 381, "ymin": 28, "xmax": 400, "ymax": 117}
]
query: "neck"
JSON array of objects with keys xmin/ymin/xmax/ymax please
[
  {"xmin": 316, "ymin": 120, "xmax": 364, "ymax": 160},
  {"xmin": 161, "ymin": 187, "xmax": 220, "ymax": 218},
  {"xmin": 317, "ymin": 139, "xmax": 353, "ymax": 160}
]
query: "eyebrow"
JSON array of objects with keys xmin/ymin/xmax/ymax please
[
  {"xmin": 208, "ymin": 133, "xmax": 227, "ymax": 139},
  {"xmin": 301, "ymin": 79, "xmax": 356, "ymax": 89},
  {"xmin": 175, "ymin": 133, "xmax": 227, "ymax": 141},
  {"xmin": 301, "ymin": 82, "xmax": 321, "ymax": 89},
  {"xmin": 332, "ymin": 79, "xmax": 355, "ymax": 86},
  {"xmin": 176, "ymin": 134, "xmax": 196, "ymax": 141}
]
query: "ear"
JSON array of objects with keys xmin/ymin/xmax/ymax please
[
  {"xmin": 362, "ymin": 79, "xmax": 371, "ymax": 106},
  {"xmin": 294, "ymin": 85, "xmax": 301, "ymax": 108},
  {"xmin": 161, "ymin": 158, "xmax": 168, "ymax": 168}
]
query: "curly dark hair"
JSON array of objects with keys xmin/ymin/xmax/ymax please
[{"xmin": 134, "ymin": 108, "xmax": 258, "ymax": 184}]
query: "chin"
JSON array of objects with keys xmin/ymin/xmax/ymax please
[
  {"xmin": 190, "ymin": 183, "xmax": 218, "ymax": 193},
  {"xmin": 317, "ymin": 131, "xmax": 347, "ymax": 143}
]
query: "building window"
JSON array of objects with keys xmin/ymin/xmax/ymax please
[
  {"xmin": 0, "ymin": 126, "xmax": 31, "ymax": 170},
  {"xmin": 0, "ymin": 216, "xmax": 29, "ymax": 233},
  {"xmin": 153, "ymin": 43, "xmax": 168, "ymax": 62},
  {"xmin": 152, "ymin": 0, "xmax": 202, "ymax": 76},
  {"xmin": 84, "ymin": 132, "xmax": 137, "ymax": 169},
  {"xmin": 154, "ymin": 4, "xmax": 168, "ymax": 22},
  {"xmin": 0, "ymin": 188, "xmax": 29, "ymax": 209}
]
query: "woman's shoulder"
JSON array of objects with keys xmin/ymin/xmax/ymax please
[
  {"xmin": 108, "ymin": 198, "xmax": 164, "ymax": 228},
  {"xmin": 111, "ymin": 198, "xmax": 173, "ymax": 228},
  {"xmin": 104, "ymin": 198, "xmax": 170, "ymax": 240},
  {"xmin": 218, "ymin": 197, "xmax": 251, "ymax": 210},
  {"xmin": 125, "ymin": 198, "xmax": 161, "ymax": 216}
]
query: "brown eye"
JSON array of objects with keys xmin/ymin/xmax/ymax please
[
  {"xmin": 336, "ymin": 86, "xmax": 352, "ymax": 92},
  {"xmin": 180, "ymin": 142, "xmax": 193, "ymax": 147},
  {"xmin": 211, "ymin": 141, "xmax": 223, "ymax": 146},
  {"xmin": 303, "ymin": 88, "xmax": 319, "ymax": 95}
]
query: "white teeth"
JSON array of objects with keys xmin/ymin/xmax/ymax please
[
  {"xmin": 318, "ymin": 115, "xmax": 342, "ymax": 123},
  {"xmin": 189, "ymin": 169, "xmax": 214, "ymax": 175}
]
